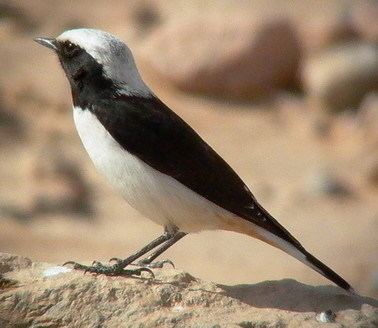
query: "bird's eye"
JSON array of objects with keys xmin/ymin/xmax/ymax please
[{"xmin": 62, "ymin": 41, "xmax": 79, "ymax": 58}]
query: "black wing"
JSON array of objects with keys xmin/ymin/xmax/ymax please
[{"xmin": 91, "ymin": 95, "xmax": 303, "ymax": 249}]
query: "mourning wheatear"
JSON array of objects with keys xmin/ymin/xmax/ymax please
[{"xmin": 34, "ymin": 29, "xmax": 354, "ymax": 293}]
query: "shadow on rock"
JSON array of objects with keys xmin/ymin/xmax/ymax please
[{"xmin": 220, "ymin": 278, "xmax": 378, "ymax": 312}]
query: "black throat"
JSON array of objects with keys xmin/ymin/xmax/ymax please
[
  {"xmin": 70, "ymin": 64, "xmax": 116, "ymax": 110},
  {"xmin": 59, "ymin": 49, "xmax": 118, "ymax": 110}
]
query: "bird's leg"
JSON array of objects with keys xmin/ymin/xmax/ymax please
[
  {"xmin": 136, "ymin": 232, "xmax": 187, "ymax": 268},
  {"xmin": 63, "ymin": 230, "xmax": 173, "ymax": 277}
]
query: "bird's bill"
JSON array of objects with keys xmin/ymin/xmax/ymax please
[{"xmin": 33, "ymin": 37, "xmax": 58, "ymax": 51}]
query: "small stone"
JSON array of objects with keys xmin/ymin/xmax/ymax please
[
  {"xmin": 316, "ymin": 309, "xmax": 336, "ymax": 323},
  {"xmin": 172, "ymin": 305, "xmax": 184, "ymax": 312},
  {"xmin": 42, "ymin": 266, "xmax": 72, "ymax": 278}
]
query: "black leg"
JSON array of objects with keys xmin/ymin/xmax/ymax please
[
  {"xmin": 63, "ymin": 229, "xmax": 176, "ymax": 277},
  {"xmin": 137, "ymin": 232, "xmax": 186, "ymax": 267},
  {"xmin": 113, "ymin": 231, "xmax": 173, "ymax": 268}
]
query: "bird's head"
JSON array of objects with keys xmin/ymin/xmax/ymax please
[{"xmin": 34, "ymin": 28, "xmax": 151, "ymax": 98}]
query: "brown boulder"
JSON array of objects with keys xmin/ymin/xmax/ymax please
[{"xmin": 141, "ymin": 16, "xmax": 302, "ymax": 100}]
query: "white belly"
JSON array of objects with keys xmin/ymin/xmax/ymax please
[{"xmin": 73, "ymin": 107, "xmax": 240, "ymax": 233}]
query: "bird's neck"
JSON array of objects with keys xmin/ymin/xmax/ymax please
[{"xmin": 70, "ymin": 68, "xmax": 115, "ymax": 110}]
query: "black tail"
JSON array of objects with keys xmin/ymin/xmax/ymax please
[
  {"xmin": 300, "ymin": 248, "xmax": 355, "ymax": 294},
  {"xmin": 262, "ymin": 225, "xmax": 356, "ymax": 294},
  {"xmin": 246, "ymin": 202, "xmax": 356, "ymax": 294}
]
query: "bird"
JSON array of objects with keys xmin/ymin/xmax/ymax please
[{"xmin": 34, "ymin": 28, "xmax": 355, "ymax": 294}]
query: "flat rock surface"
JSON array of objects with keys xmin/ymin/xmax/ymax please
[{"xmin": 0, "ymin": 253, "xmax": 377, "ymax": 328}]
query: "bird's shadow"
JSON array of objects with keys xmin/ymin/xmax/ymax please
[{"xmin": 218, "ymin": 279, "xmax": 378, "ymax": 313}]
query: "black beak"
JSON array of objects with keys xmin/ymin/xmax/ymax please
[{"xmin": 33, "ymin": 37, "xmax": 58, "ymax": 51}]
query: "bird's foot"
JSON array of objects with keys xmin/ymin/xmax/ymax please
[
  {"xmin": 110, "ymin": 257, "xmax": 175, "ymax": 269},
  {"xmin": 63, "ymin": 260, "xmax": 154, "ymax": 278}
]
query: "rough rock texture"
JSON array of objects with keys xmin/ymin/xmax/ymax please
[
  {"xmin": 141, "ymin": 16, "xmax": 302, "ymax": 100},
  {"xmin": 0, "ymin": 253, "xmax": 377, "ymax": 328}
]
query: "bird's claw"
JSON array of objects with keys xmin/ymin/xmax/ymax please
[
  {"xmin": 63, "ymin": 261, "xmax": 88, "ymax": 271},
  {"xmin": 62, "ymin": 260, "xmax": 154, "ymax": 278}
]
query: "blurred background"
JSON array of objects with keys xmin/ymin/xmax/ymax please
[{"xmin": 0, "ymin": 0, "xmax": 377, "ymax": 297}]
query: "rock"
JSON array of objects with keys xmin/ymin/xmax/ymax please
[
  {"xmin": 0, "ymin": 253, "xmax": 377, "ymax": 327},
  {"xmin": 316, "ymin": 309, "xmax": 336, "ymax": 323},
  {"xmin": 303, "ymin": 43, "xmax": 378, "ymax": 112},
  {"xmin": 141, "ymin": 16, "xmax": 302, "ymax": 100}
]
